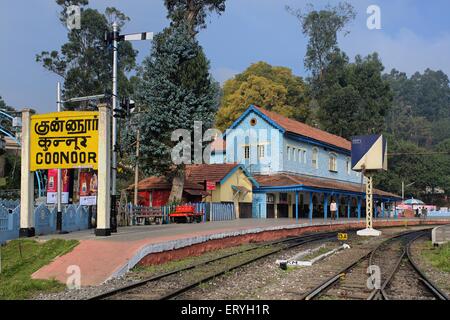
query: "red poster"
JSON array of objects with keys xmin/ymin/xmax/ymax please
[
  {"xmin": 46, "ymin": 169, "xmax": 70, "ymax": 204},
  {"xmin": 79, "ymin": 171, "xmax": 97, "ymax": 206},
  {"xmin": 79, "ymin": 172, "xmax": 91, "ymax": 196}
]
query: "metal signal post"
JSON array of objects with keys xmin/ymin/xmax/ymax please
[{"xmin": 108, "ymin": 23, "xmax": 153, "ymax": 230}]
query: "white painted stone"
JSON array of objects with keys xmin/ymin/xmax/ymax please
[{"xmin": 357, "ymin": 228, "xmax": 382, "ymax": 236}]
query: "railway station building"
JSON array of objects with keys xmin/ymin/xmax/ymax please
[
  {"xmin": 134, "ymin": 104, "xmax": 400, "ymax": 220},
  {"xmin": 211, "ymin": 105, "xmax": 401, "ymax": 219}
]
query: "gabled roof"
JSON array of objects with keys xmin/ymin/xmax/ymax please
[
  {"xmin": 186, "ymin": 163, "xmax": 241, "ymax": 184},
  {"xmin": 129, "ymin": 176, "xmax": 204, "ymax": 191},
  {"xmin": 129, "ymin": 163, "xmax": 258, "ymax": 191},
  {"xmin": 253, "ymin": 173, "xmax": 400, "ymax": 199},
  {"xmin": 226, "ymin": 105, "xmax": 351, "ymax": 152}
]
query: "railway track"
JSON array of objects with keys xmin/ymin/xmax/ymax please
[
  {"xmin": 89, "ymin": 230, "xmax": 340, "ymax": 300},
  {"xmin": 301, "ymin": 229, "xmax": 449, "ymax": 300}
]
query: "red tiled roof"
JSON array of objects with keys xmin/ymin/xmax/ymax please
[
  {"xmin": 254, "ymin": 106, "xmax": 351, "ymax": 151},
  {"xmin": 186, "ymin": 163, "xmax": 238, "ymax": 184},
  {"xmin": 253, "ymin": 173, "xmax": 399, "ymax": 198},
  {"xmin": 129, "ymin": 163, "xmax": 240, "ymax": 191},
  {"xmin": 129, "ymin": 176, "xmax": 203, "ymax": 191}
]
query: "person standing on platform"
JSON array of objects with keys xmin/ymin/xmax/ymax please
[{"xmin": 330, "ymin": 200, "xmax": 337, "ymax": 220}]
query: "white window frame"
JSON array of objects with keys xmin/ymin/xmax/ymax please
[
  {"xmin": 257, "ymin": 144, "xmax": 265, "ymax": 159},
  {"xmin": 312, "ymin": 147, "xmax": 319, "ymax": 169},
  {"xmin": 346, "ymin": 157, "xmax": 351, "ymax": 175},
  {"xmin": 329, "ymin": 152, "xmax": 338, "ymax": 172},
  {"xmin": 287, "ymin": 146, "xmax": 291, "ymax": 161}
]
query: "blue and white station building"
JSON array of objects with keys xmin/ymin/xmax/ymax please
[{"xmin": 211, "ymin": 105, "xmax": 401, "ymax": 220}]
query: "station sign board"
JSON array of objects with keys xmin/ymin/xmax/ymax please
[
  {"xmin": 30, "ymin": 112, "xmax": 99, "ymax": 171},
  {"xmin": 351, "ymin": 134, "xmax": 387, "ymax": 172}
]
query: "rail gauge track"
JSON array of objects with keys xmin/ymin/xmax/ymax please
[
  {"xmin": 301, "ymin": 229, "xmax": 449, "ymax": 300},
  {"xmin": 89, "ymin": 231, "xmax": 341, "ymax": 300}
]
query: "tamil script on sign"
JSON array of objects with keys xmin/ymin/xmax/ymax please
[{"xmin": 30, "ymin": 111, "xmax": 99, "ymax": 171}]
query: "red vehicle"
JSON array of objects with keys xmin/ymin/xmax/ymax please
[{"xmin": 169, "ymin": 205, "xmax": 203, "ymax": 223}]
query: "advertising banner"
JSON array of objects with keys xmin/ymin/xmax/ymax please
[
  {"xmin": 46, "ymin": 168, "xmax": 70, "ymax": 204},
  {"xmin": 79, "ymin": 171, "xmax": 98, "ymax": 206}
]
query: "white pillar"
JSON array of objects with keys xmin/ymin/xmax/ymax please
[
  {"xmin": 19, "ymin": 109, "xmax": 35, "ymax": 237},
  {"xmin": 95, "ymin": 104, "xmax": 111, "ymax": 236},
  {"xmin": 274, "ymin": 193, "xmax": 279, "ymax": 218}
]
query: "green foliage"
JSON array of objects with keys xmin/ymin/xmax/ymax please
[
  {"xmin": 215, "ymin": 61, "xmax": 309, "ymax": 131},
  {"xmin": 0, "ymin": 239, "xmax": 78, "ymax": 299},
  {"xmin": 0, "ymin": 152, "xmax": 21, "ymax": 190},
  {"xmin": 374, "ymin": 135, "xmax": 450, "ymax": 200},
  {"xmin": 36, "ymin": 1, "xmax": 137, "ymax": 109},
  {"xmin": 165, "ymin": 0, "xmax": 226, "ymax": 35},
  {"xmin": 384, "ymin": 69, "xmax": 450, "ymax": 147},
  {"xmin": 123, "ymin": 24, "xmax": 219, "ymax": 180},
  {"xmin": 287, "ymin": 2, "xmax": 355, "ymax": 84},
  {"xmin": 421, "ymin": 241, "xmax": 450, "ymax": 273},
  {"xmin": 0, "ymin": 96, "xmax": 17, "ymax": 132},
  {"xmin": 318, "ymin": 52, "xmax": 392, "ymax": 139}
]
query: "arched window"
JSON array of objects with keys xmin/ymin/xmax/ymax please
[
  {"xmin": 312, "ymin": 148, "xmax": 319, "ymax": 169},
  {"xmin": 329, "ymin": 153, "xmax": 337, "ymax": 172}
]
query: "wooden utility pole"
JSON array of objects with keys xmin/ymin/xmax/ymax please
[{"xmin": 134, "ymin": 128, "xmax": 140, "ymax": 206}]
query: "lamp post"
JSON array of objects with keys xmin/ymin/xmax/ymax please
[{"xmin": 402, "ymin": 181, "xmax": 415, "ymax": 200}]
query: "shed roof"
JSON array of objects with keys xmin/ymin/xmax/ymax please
[
  {"xmin": 129, "ymin": 163, "xmax": 244, "ymax": 191},
  {"xmin": 253, "ymin": 173, "xmax": 400, "ymax": 199}
]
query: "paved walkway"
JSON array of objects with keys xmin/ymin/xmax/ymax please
[{"xmin": 31, "ymin": 217, "xmax": 450, "ymax": 287}]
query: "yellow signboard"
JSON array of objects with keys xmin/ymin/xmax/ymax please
[
  {"xmin": 30, "ymin": 111, "xmax": 99, "ymax": 171},
  {"xmin": 338, "ymin": 233, "xmax": 348, "ymax": 241}
]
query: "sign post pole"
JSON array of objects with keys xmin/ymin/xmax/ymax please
[
  {"xmin": 95, "ymin": 104, "xmax": 112, "ymax": 236},
  {"xmin": 56, "ymin": 82, "xmax": 63, "ymax": 233},
  {"xmin": 19, "ymin": 109, "xmax": 35, "ymax": 237},
  {"xmin": 352, "ymin": 135, "xmax": 386, "ymax": 237}
]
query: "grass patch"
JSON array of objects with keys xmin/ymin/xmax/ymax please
[
  {"xmin": 421, "ymin": 241, "xmax": 450, "ymax": 273},
  {"xmin": 0, "ymin": 239, "xmax": 78, "ymax": 300}
]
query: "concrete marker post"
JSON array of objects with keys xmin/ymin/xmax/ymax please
[
  {"xmin": 95, "ymin": 104, "xmax": 112, "ymax": 236},
  {"xmin": 19, "ymin": 109, "xmax": 35, "ymax": 237}
]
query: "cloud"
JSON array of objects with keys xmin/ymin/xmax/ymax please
[
  {"xmin": 211, "ymin": 67, "xmax": 240, "ymax": 84},
  {"xmin": 340, "ymin": 27, "xmax": 450, "ymax": 76}
]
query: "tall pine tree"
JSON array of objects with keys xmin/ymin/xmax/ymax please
[{"xmin": 125, "ymin": 24, "xmax": 219, "ymax": 202}]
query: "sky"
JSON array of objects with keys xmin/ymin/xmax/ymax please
[{"xmin": 1, "ymin": 0, "xmax": 450, "ymax": 113}]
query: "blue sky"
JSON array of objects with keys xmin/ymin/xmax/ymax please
[{"xmin": 1, "ymin": 0, "xmax": 450, "ymax": 113}]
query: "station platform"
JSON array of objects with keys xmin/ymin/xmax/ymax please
[{"xmin": 31, "ymin": 217, "xmax": 450, "ymax": 287}]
